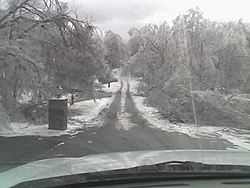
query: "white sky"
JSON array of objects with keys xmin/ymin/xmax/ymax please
[{"xmin": 65, "ymin": 0, "xmax": 249, "ymax": 41}]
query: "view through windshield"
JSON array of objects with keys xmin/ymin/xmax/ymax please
[{"xmin": 1, "ymin": 0, "xmax": 250, "ymax": 185}]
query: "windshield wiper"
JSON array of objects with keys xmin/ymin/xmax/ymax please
[{"xmin": 14, "ymin": 161, "xmax": 250, "ymax": 188}]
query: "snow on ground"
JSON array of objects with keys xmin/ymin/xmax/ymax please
[
  {"xmin": 129, "ymin": 78, "xmax": 140, "ymax": 95},
  {"xmin": 68, "ymin": 97, "xmax": 114, "ymax": 126},
  {"xmin": 0, "ymin": 88, "xmax": 121, "ymax": 137},
  {"xmin": 129, "ymin": 77, "xmax": 250, "ymax": 151},
  {"xmin": 0, "ymin": 70, "xmax": 121, "ymax": 137},
  {"xmin": 101, "ymin": 81, "xmax": 121, "ymax": 94},
  {"xmin": 0, "ymin": 72, "xmax": 122, "ymax": 137},
  {"xmin": 0, "ymin": 97, "xmax": 115, "ymax": 138},
  {"xmin": 93, "ymin": 68, "xmax": 121, "ymax": 94},
  {"xmin": 111, "ymin": 68, "xmax": 121, "ymax": 78}
]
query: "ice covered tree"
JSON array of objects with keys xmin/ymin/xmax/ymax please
[
  {"xmin": 104, "ymin": 30, "xmax": 127, "ymax": 68},
  {"xmin": 0, "ymin": 0, "xmax": 106, "ymax": 121}
]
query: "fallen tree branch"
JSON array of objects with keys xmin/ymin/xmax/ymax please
[{"xmin": 222, "ymin": 93, "xmax": 238, "ymax": 106}]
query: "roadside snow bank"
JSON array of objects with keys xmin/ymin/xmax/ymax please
[{"xmin": 132, "ymin": 95, "xmax": 250, "ymax": 151}]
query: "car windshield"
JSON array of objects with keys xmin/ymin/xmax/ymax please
[{"xmin": 1, "ymin": 0, "xmax": 250, "ymax": 186}]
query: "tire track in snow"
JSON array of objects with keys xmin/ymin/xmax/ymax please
[
  {"xmin": 125, "ymin": 81, "xmax": 150, "ymax": 127},
  {"xmin": 116, "ymin": 79, "xmax": 137, "ymax": 130},
  {"xmin": 103, "ymin": 83, "xmax": 122, "ymax": 128}
]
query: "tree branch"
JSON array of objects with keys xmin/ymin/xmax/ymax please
[{"xmin": 0, "ymin": 0, "xmax": 30, "ymax": 24}]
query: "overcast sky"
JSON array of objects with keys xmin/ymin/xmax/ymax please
[{"xmin": 64, "ymin": 0, "xmax": 249, "ymax": 41}]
